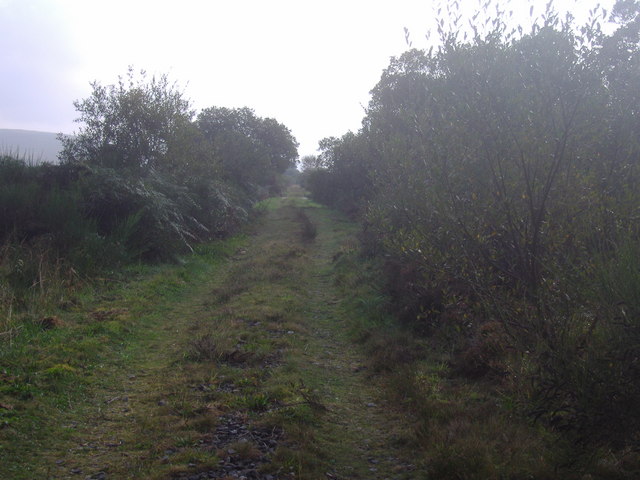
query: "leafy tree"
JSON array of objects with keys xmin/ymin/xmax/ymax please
[
  {"xmin": 58, "ymin": 67, "xmax": 194, "ymax": 175},
  {"xmin": 298, "ymin": 154, "xmax": 324, "ymax": 171},
  {"xmin": 196, "ymin": 106, "xmax": 298, "ymax": 191},
  {"xmin": 304, "ymin": 133, "xmax": 374, "ymax": 217},
  {"xmin": 55, "ymin": 69, "xmax": 265, "ymax": 260}
]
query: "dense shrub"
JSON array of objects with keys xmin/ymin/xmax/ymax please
[
  {"xmin": 306, "ymin": 0, "xmax": 640, "ymax": 453},
  {"xmin": 304, "ymin": 134, "xmax": 372, "ymax": 217},
  {"xmin": 196, "ymin": 106, "xmax": 298, "ymax": 193}
]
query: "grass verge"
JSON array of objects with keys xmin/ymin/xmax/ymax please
[{"xmin": 0, "ymin": 235, "xmax": 245, "ymax": 479}]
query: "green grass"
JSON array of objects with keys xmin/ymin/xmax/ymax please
[
  {"xmin": 0, "ymin": 233, "xmax": 245, "ymax": 479},
  {"xmin": 1, "ymin": 195, "xmax": 338, "ymax": 478}
]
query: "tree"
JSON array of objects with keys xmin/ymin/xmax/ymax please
[
  {"xmin": 58, "ymin": 67, "xmax": 194, "ymax": 174},
  {"xmin": 55, "ymin": 68, "xmax": 257, "ymax": 261},
  {"xmin": 298, "ymin": 154, "xmax": 323, "ymax": 171},
  {"xmin": 196, "ymin": 107, "xmax": 298, "ymax": 191}
]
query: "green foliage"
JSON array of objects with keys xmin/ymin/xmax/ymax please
[
  {"xmin": 0, "ymin": 158, "xmax": 87, "ymax": 246},
  {"xmin": 182, "ymin": 176, "xmax": 249, "ymax": 238},
  {"xmin": 59, "ymin": 67, "xmax": 194, "ymax": 174},
  {"xmin": 1, "ymin": 67, "xmax": 298, "ymax": 331},
  {"xmin": 308, "ymin": 0, "xmax": 640, "ymax": 455},
  {"xmin": 53, "ymin": 69, "xmax": 298, "ymax": 257},
  {"xmin": 305, "ymin": 133, "xmax": 372, "ymax": 216},
  {"xmin": 197, "ymin": 106, "xmax": 298, "ymax": 193},
  {"xmin": 297, "ymin": 154, "xmax": 323, "ymax": 172}
]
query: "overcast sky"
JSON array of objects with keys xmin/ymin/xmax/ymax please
[{"xmin": 1, "ymin": 0, "xmax": 615, "ymax": 157}]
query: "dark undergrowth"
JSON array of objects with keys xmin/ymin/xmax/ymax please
[{"xmin": 332, "ymin": 243, "xmax": 640, "ymax": 480}]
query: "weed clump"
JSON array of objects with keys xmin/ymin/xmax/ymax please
[
  {"xmin": 185, "ymin": 334, "xmax": 221, "ymax": 362},
  {"xmin": 187, "ymin": 334, "xmax": 255, "ymax": 365}
]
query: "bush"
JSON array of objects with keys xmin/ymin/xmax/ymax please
[
  {"xmin": 307, "ymin": 0, "xmax": 640, "ymax": 454},
  {"xmin": 0, "ymin": 158, "xmax": 95, "ymax": 252}
]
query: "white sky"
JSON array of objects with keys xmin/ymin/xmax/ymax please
[{"xmin": 1, "ymin": 0, "xmax": 616, "ymax": 156}]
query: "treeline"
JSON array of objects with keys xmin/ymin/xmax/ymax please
[
  {"xmin": 1, "ymin": 69, "xmax": 297, "ymax": 315},
  {"xmin": 305, "ymin": 0, "xmax": 640, "ymax": 460}
]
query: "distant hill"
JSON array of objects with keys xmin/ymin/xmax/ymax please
[{"xmin": 0, "ymin": 129, "xmax": 64, "ymax": 164}]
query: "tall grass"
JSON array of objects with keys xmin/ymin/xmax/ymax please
[
  {"xmin": 0, "ymin": 147, "xmax": 43, "ymax": 166},
  {"xmin": 0, "ymin": 240, "xmax": 79, "ymax": 345}
]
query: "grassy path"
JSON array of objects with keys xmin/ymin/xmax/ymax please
[
  {"xmin": 1, "ymin": 195, "xmax": 418, "ymax": 479},
  {"xmin": 291, "ymin": 202, "xmax": 417, "ymax": 479}
]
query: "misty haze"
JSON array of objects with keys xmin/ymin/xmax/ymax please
[{"xmin": 2, "ymin": 1, "xmax": 639, "ymax": 479}]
